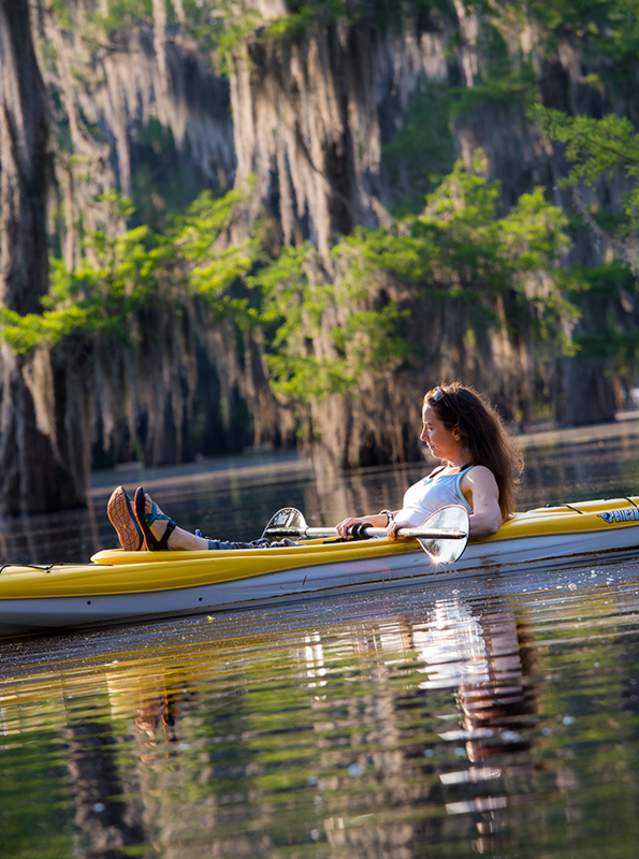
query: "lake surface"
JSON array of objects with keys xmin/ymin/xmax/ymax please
[{"xmin": 2, "ymin": 418, "xmax": 639, "ymax": 857}]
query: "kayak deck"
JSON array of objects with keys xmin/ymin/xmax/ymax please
[{"xmin": 91, "ymin": 494, "xmax": 639, "ymax": 566}]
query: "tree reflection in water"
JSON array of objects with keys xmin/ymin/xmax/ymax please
[
  {"xmin": 10, "ymin": 580, "xmax": 639, "ymax": 858},
  {"xmin": 65, "ymin": 718, "xmax": 145, "ymax": 858}
]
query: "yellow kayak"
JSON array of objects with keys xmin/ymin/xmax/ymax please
[{"xmin": 1, "ymin": 496, "xmax": 638, "ymax": 636}]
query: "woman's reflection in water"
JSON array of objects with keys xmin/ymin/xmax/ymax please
[
  {"xmin": 106, "ymin": 665, "xmax": 181, "ymax": 749},
  {"xmin": 133, "ymin": 692, "xmax": 179, "ymax": 748},
  {"xmin": 412, "ymin": 598, "xmax": 539, "ymax": 852}
]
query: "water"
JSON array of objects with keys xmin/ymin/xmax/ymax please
[{"xmin": 1, "ymin": 419, "xmax": 639, "ymax": 857}]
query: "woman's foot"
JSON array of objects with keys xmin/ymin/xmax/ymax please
[
  {"xmin": 107, "ymin": 486, "xmax": 143, "ymax": 551},
  {"xmin": 133, "ymin": 487, "xmax": 209, "ymax": 551}
]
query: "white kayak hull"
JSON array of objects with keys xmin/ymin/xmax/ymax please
[{"xmin": 2, "ymin": 516, "xmax": 638, "ymax": 636}]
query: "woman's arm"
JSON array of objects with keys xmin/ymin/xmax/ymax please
[{"xmin": 461, "ymin": 466, "xmax": 503, "ymax": 536}]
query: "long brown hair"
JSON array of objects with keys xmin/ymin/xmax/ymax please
[{"xmin": 424, "ymin": 382, "xmax": 523, "ymax": 519}]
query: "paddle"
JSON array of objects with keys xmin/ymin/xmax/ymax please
[{"xmin": 262, "ymin": 504, "xmax": 470, "ymax": 564}]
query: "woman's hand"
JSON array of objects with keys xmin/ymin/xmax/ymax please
[
  {"xmin": 336, "ymin": 512, "xmax": 394, "ymax": 538},
  {"xmin": 336, "ymin": 516, "xmax": 367, "ymax": 538},
  {"xmin": 386, "ymin": 519, "xmax": 400, "ymax": 541}
]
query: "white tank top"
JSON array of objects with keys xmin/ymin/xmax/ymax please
[{"xmin": 394, "ymin": 465, "xmax": 474, "ymax": 528}]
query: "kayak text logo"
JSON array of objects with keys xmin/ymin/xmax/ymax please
[{"xmin": 598, "ymin": 508, "xmax": 639, "ymax": 524}]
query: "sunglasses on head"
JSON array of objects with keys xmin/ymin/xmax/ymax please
[
  {"xmin": 431, "ymin": 386, "xmax": 462, "ymax": 418},
  {"xmin": 431, "ymin": 386, "xmax": 450, "ymax": 404}
]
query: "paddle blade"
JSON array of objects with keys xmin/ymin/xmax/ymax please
[
  {"xmin": 261, "ymin": 507, "xmax": 308, "ymax": 539},
  {"xmin": 417, "ymin": 505, "xmax": 469, "ymax": 564}
]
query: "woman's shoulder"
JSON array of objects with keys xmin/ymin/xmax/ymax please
[{"xmin": 462, "ymin": 464, "xmax": 497, "ymax": 483}]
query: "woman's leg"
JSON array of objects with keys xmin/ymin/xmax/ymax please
[
  {"xmin": 108, "ymin": 486, "xmax": 270, "ymax": 551},
  {"xmin": 137, "ymin": 489, "xmax": 236, "ymax": 550}
]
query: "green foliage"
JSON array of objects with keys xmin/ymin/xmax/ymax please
[
  {"xmin": 0, "ymin": 194, "xmax": 163, "ymax": 354},
  {"xmin": 173, "ymin": 188, "xmax": 262, "ymax": 320},
  {"xmin": 248, "ymin": 244, "xmax": 353, "ymax": 400},
  {"xmin": 415, "ymin": 154, "xmax": 569, "ymax": 294},
  {"xmin": 524, "ymin": 0, "xmax": 620, "ymax": 32},
  {"xmin": 89, "ymin": 0, "xmax": 154, "ymax": 36},
  {"xmin": 262, "ymin": 1, "xmax": 348, "ymax": 43},
  {"xmin": 248, "ymin": 153, "xmax": 572, "ymax": 404},
  {"xmin": 532, "ymin": 105, "xmax": 639, "ymax": 244},
  {"xmin": 338, "ymin": 226, "xmax": 437, "ymax": 287},
  {"xmin": 475, "ymin": 18, "xmax": 512, "ymax": 80},
  {"xmin": 524, "ymin": 0, "xmax": 639, "ymax": 78},
  {"xmin": 530, "ymin": 104, "xmax": 639, "ymax": 372},
  {"xmin": 259, "ymin": 1, "xmax": 454, "ymax": 44},
  {"xmin": 210, "ymin": 0, "xmax": 454, "ymax": 68},
  {"xmin": 499, "ymin": 187, "xmax": 571, "ymax": 271},
  {"xmin": 531, "ymin": 105, "xmax": 639, "ymax": 187},
  {"xmin": 247, "ymin": 238, "xmax": 415, "ymax": 403},
  {"xmin": 48, "ymin": 0, "xmax": 76, "ymax": 30},
  {"xmin": 247, "ymin": 243, "xmax": 311, "ymax": 331},
  {"xmin": 0, "ymin": 160, "xmax": 573, "ymax": 409},
  {"xmin": 382, "ymin": 83, "xmax": 456, "ymax": 216},
  {"xmin": 450, "ymin": 73, "xmax": 533, "ymax": 117},
  {"xmin": 0, "ymin": 303, "xmax": 89, "ymax": 354},
  {"xmin": 265, "ymin": 353, "xmax": 353, "ymax": 400},
  {"xmin": 468, "ymin": 0, "xmax": 639, "ymax": 77},
  {"xmin": 574, "ymin": 329, "xmax": 639, "ymax": 362},
  {"xmin": 0, "ymin": 188, "xmax": 256, "ymax": 354},
  {"xmin": 556, "ymin": 261, "xmax": 639, "ymax": 368},
  {"xmin": 561, "ymin": 260, "xmax": 637, "ymax": 297}
]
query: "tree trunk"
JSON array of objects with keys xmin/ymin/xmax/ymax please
[{"xmin": 0, "ymin": 0, "xmax": 84, "ymax": 514}]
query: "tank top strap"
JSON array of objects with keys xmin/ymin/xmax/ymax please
[
  {"xmin": 430, "ymin": 462, "xmax": 474, "ymax": 479},
  {"xmin": 427, "ymin": 465, "xmax": 447, "ymax": 479}
]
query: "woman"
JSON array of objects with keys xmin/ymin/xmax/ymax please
[
  {"xmin": 336, "ymin": 382, "xmax": 522, "ymax": 539},
  {"xmin": 107, "ymin": 382, "xmax": 521, "ymax": 551}
]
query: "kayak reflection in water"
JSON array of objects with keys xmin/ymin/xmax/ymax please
[
  {"xmin": 336, "ymin": 382, "xmax": 522, "ymax": 541},
  {"xmin": 107, "ymin": 382, "xmax": 522, "ymax": 552}
]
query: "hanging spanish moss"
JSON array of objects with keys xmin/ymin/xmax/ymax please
[{"xmin": 1, "ymin": 0, "xmax": 638, "ymax": 512}]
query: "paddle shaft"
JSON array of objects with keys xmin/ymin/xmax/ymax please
[
  {"xmin": 264, "ymin": 525, "xmax": 468, "ymax": 540},
  {"xmin": 260, "ymin": 505, "xmax": 470, "ymax": 564}
]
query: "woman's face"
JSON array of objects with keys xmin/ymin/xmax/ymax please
[{"xmin": 420, "ymin": 403, "xmax": 461, "ymax": 461}]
